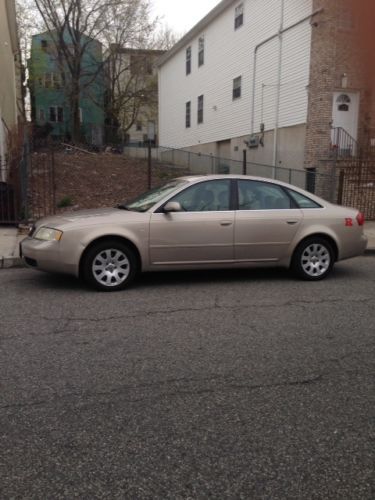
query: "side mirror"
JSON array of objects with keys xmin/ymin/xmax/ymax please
[{"xmin": 163, "ymin": 201, "xmax": 182, "ymax": 213}]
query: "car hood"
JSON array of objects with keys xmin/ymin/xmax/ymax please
[{"xmin": 34, "ymin": 207, "xmax": 147, "ymax": 230}]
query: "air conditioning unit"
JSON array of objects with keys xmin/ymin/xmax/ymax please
[{"xmin": 245, "ymin": 134, "xmax": 260, "ymax": 149}]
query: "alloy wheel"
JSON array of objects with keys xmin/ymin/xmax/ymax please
[
  {"xmin": 92, "ymin": 248, "xmax": 130, "ymax": 287},
  {"xmin": 301, "ymin": 243, "xmax": 331, "ymax": 278}
]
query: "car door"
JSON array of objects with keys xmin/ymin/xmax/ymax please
[
  {"xmin": 234, "ymin": 179, "xmax": 303, "ymax": 262},
  {"xmin": 149, "ymin": 179, "xmax": 234, "ymax": 266}
]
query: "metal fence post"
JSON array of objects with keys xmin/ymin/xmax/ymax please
[
  {"xmin": 337, "ymin": 170, "xmax": 345, "ymax": 205},
  {"xmin": 147, "ymin": 141, "xmax": 152, "ymax": 189},
  {"xmin": 243, "ymin": 150, "xmax": 247, "ymax": 175},
  {"xmin": 51, "ymin": 146, "xmax": 56, "ymax": 214},
  {"xmin": 330, "ymin": 159, "xmax": 338, "ymax": 203}
]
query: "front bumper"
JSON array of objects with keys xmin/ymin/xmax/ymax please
[{"xmin": 20, "ymin": 237, "xmax": 78, "ymax": 276}]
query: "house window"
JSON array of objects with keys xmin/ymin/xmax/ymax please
[
  {"xmin": 186, "ymin": 101, "xmax": 191, "ymax": 128},
  {"xmin": 136, "ymin": 122, "xmax": 142, "ymax": 131},
  {"xmin": 197, "ymin": 95, "xmax": 204, "ymax": 124},
  {"xmin": 49, "ymin": 106, "xmax": 63, "ymax": 123},
  {"xmin": 39, "ymin": 109, "xmax": 45, "ymax": 122},
  {"xmin": 41, "ymin": 39, "xmax": 48, "ymax": 49},
  {"xmin": 79, "ymin": 107, "xmax": 83, "ymax": 123},
  {"xmin": 186, "ymin": 46, "xmax": 191, "ymax": 75},
  {"xmin": 130, "ymin": 54, "xmax": 151, "ymax": 76},
  {"xmin": 44, "ymin": 73, "xmax": 52, "ymax": 88},
  {"xmin": 235, "ymin": 3, "xmax": 244, "ymax": 29},
  {"xmin": 233, "ymin": 76, "xmax": 242, "ymax": 99},
  {"xmin": 337, "ymin": 94, "xmax": 351, "ymax": 111},
  {"xmin": 52, "ymin": 73, "xmax": 62, "ymax": 89},
  {"xmin": 49, "ymin": 107, "xmax": 56, "ymax": 122},
  {"xmin": 198, "ymin": 37, "xmax": 204, "ymax": 67}
]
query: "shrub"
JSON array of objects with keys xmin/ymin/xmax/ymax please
[{"xmin": 57, "ymin": 195, "xmax": 73, "ymax": 208}]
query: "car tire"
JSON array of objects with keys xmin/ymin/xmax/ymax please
[
  {"xmin": 82, "ymin": 239, "xmax": 138, "ymax": 291},
  {"xmin": 291, "ymin": 237, "xmax": 334, "ymax": 281}
]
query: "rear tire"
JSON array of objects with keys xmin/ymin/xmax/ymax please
[
  {"xmin": 82, "ymin": 239, "xmax": 138, "ymax": 291},
  {"xmin": 291, "ymin": 237, "xmax": 334, "ymax": 281}
]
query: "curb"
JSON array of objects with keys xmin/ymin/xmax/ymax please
[{"xmin": 0, "ymin": 257, "xmax": 25, "ymax": 269}]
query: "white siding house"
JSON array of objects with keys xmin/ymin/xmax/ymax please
[{"xmin": 158, "ymin": 0, "xmax": 315, "ymax": 170}]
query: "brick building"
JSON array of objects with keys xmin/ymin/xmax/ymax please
[{"xmin": 305, "ymin": 0, "xmax": 375, "ymax": 181}]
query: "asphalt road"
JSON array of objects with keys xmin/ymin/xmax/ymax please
[{"xmin": 1, "ymin": 258, "xmax": 374, "ymax": 499}]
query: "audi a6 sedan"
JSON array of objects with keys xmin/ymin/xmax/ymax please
[{"xmin": 20, "ymin": 175, "xmax": 367, "ymax": 291}]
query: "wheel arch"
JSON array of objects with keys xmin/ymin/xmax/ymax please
[{"xmin": 78, "ymin": 234, "xmax": 142, "ymax": 278}]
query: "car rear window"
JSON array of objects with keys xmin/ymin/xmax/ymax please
[{"xmin": 286, "ymin": 189, "xmax": 322, "ymax": 209}]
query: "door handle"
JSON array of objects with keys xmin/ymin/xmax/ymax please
[
  {"xmin": 286, "ymin": 220, "xmax": 299, "ymax": 225},
  {"xmin": 220, "ymin": 220, "xmax": 233, "ymax": 226}
]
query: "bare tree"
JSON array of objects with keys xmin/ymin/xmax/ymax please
[
  {"xmin": 153, "ymin": 25, "xmax": 181, "ymax": 51},
  {"xmin": 29, "ymin": 0, "xmax": 159, "ymax": 142},
  {"xmin": 104, "ymin": 22, "xmax": 180, "ymax": 141}
]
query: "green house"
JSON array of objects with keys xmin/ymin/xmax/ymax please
[{"xmin": 28, "ymin": 29, "xmax": 105, "ymax": 146}]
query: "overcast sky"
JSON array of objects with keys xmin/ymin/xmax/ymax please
[{"xmin": 151, "ymin": 0, "xmax": 220, "ymax": 35}]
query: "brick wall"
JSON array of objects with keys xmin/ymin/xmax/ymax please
[{"xmin": 305, "ymin": 0, "xmax": 375, "ymax": 195}]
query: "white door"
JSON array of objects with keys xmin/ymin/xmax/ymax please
[{"xmin": 332, "ymin": 92, "xmax": 359, "ymax": 154}]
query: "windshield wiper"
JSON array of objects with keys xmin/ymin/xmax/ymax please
[{"xmin": 116, "ymin": 204, "xmax": 131, "ymax": 210}]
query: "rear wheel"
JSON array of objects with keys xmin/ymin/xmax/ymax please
[
  {"xmin": 292, "ymin": 237, "xmax": 334, "ymax": 281},
  {"xmin": 82, "ymin": 239, "xmax": 137, "ymax": 291}
]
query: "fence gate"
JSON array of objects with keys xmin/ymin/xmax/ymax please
[
  {"xmin": 337, "ymin": 160, "xmax": 375, "ymax": 219},
  {"xmin": 0, "ymin": 148, "xmax": 55, "ymax": 225},
  {"xmin": 0, "ymin": 153, "xmax": 24, "ymax": 224},
  {"xmin": 27, "ymin": 150, "xmax": 56, "ymax": 221}
]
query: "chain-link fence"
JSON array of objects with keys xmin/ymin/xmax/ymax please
[{"xmin": 124, "ymin": 145, "xmax": 334, "ymax": 198}]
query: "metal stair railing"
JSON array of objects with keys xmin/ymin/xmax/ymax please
[{"xmin": 330, "ymin": 127, "xmax": 359, "ymax": 158}]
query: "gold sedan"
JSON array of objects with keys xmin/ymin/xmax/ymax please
[{"xmin": 21, "ymin": 176, "xmax": 368, "ymax": 291}]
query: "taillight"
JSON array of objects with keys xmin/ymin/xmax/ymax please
[{"xmin": 356, "ymin": 212, "xmax": 365, "ymax": 226}]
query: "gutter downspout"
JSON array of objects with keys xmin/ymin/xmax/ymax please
[
  {"xmin": 272, "ymin": 0, "xmax": 285, "ymax": 178},
  {"xmin": 250, "ymin": 7, "xmax": 323, "ymax": 175}
]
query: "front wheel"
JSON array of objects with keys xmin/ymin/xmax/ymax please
[
  {"xmin": 291, "ymin": 237, "xmax": 334, "ymax": 281},
  {"xmin": 82, "ymin": 239, "xmax": 138, "ymax": 291}
]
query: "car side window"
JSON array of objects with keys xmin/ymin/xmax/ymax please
[
  {"xmin": 238, "ymin": 180, "xmax": 293, "ymax": 210},
  {"xmin": 170, "ymin": 180, "xmax": 231, "ymax": 212},
  {"xmin": 286, "ymin": 189, "xmax": 322, "ymax": 208}
]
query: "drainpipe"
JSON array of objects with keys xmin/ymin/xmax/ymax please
[
  {"xmin": 272, "ymin": 0, "xmax": 285, "ymax": 178},
  {"xmin": 250, "ymin": 7, "xmax": 324, "ymax": 175}
]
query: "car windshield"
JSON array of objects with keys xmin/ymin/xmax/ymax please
[{"xmin": 120, "ymin": 180, "xmax": 187, "ymax": 212}]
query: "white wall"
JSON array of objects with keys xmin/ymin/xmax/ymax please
[{"xmin": 159, "ymin": 0, "xmax": 312, "ymax": 149}]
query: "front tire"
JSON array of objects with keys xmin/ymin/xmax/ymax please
[
  {"xmin": 292, "ymin": 237, "xmax": 334, "ymax": 281},
  {"xmin": 82, "ymin": 239, "xmax": 138, "ymax": 291}
]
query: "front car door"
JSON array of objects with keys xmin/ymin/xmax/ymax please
[
  {"xmin": 234, "ymin": 179, "xmax": 303, "ymax": 262},
  {"xmin": 149, "ymin": 179, "xmax": 234, "ymax": 266}
]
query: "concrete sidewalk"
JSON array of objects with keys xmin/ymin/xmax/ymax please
[{"xmin": 1, "ymin": 221, "xmax": 375, "ymax": 269}]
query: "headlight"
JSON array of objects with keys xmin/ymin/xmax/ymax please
[{"xmin": 34, "ymin": 227, "xmax": 63, "ymax": 241}]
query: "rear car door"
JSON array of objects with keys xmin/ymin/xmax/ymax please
[{"xmin": 234, "ymin": 179, "xmax": 303, "ymax": 262}]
